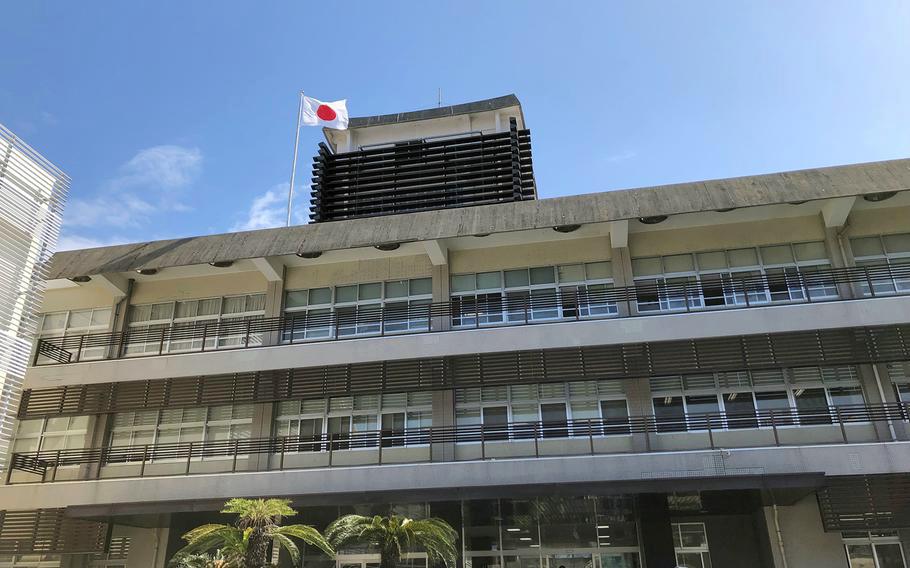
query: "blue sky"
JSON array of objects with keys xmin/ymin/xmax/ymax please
[{"xmin": 1, "ymin": 2, "xmax": 908, "ymax": 250}]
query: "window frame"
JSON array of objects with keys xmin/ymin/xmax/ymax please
[{"xmin": 450, "ymin": 262, "xmax": 617, "ymax": 328}]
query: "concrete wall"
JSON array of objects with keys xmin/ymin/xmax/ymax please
[
  {"xmin": 111, "ymin": 524, "xmax": 169, "ymax": 568},
  {"xmin": 41, "ymin": 282, "xmax": 119, "ymax": 313},
  {"xmin": 845, "ymin": 205, "xmax": 910, "ymax": 238},
  {"xmin": 4, "ymin": 442, "xmax": 909, "ymax": 511},
  {"xmin": 628, "ymin": 215, "xmax": 826, "ymax": 258},
  {"xmin": 285, "ymin": 255, "xmax": 433, "ymax": 290},
  {"xmin": 129, "ymin": 271, "xmax": 268, "ymax": 304},
  {"xmin": 334, "ymin": 109, "xmax": 521, "ymax": 151},
  {"xmin": 449, "ymin": 237, "xmax": 611, "ymax": 274},
  {"xmin": 763, "ymin": 496, "xmax": 847, "ymax": 568}
]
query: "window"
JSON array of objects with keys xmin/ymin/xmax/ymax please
[
  {"xmin": 283, "ymin": 278, "xmax": 432, "ymax": 340},
  {"xmin": 11, "ymin": 416, "xmax": 90, "ymax": 455},
  {"xmin": 126, "ymin": 294, "xmax": 265, "ymax": 355},
  {"xmin": 672, "ymin": 523, "xmax": 712, "ymax": 568},
  {"xmin": 632, "ymin": 242, "xmax": 836, "ymax": 313},
  {"xmin": 451, "ymin": 262, "xmax": 616, "ymax": 328},
  {"xmin": 108, "ymin": 405, "xmax": 253, "ymax": 458},
  {"xmin": 851, "ymin": 233, "xmax": 910, "ymax": 296},
  {"xmin": 35, "ymin": 308, "xmax": 112, "ymax": 363},
  {"xmin": 455, "ymin": 380, "xmax": 629, "ymax": 440},
  {"xmin": 274, "ymin": 392, "xmax": 433, "ymax": 451},
  {"xmin": 843, "ymin": 531, "xmax": 907, "ymax": 568},
  {"xmin": 650, "ymin": 366, "xmax": 865, "ymax": 432},
  {"xmin": 886, "ymin": 362, "xmax": 910, "ymax": 419}
]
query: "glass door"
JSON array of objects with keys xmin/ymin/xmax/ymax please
[{"xmin": 337, "ymin": 554, "xmax": 427, "ymax": 568}]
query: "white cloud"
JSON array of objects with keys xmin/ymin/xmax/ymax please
[
  {"xmin": 56, "ymin": 233, "xmax": 131, "ymax": 251},
  {"xmin": 604, "ymin": 150, "xmax": 637, "ymax": 163},
  {"xmin": 232, "ymin": 183, "xmax": 308, "ymax": 232},
  {"xmin": 113, "ymin": 145, "xmax": 202, "ymax": 190},
  {"xmin": 64, "ymin": 145, "xmax": 201, "ymax": 229}
]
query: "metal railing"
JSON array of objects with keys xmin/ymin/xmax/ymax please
[
  {"xmin": 33, "ymin": 263, "xmax": 910, "ymax": 365},
  {"xmin": 7, "ymin": 402, "xmax": 907, "ymax": 484}
]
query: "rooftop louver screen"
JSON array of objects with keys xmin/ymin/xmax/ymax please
[{"xmin": 310, "ymin": 117, "xmax": 535, "ymax": 222}]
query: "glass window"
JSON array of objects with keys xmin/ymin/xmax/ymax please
[
  {"xmin": 557, "ymin": 264, "xmax": 585, "ymax": 283},
  {"xmin": 664, "ymin": 254, "xmax": 695, "ymax": 273},
  {"xmin": 654, "ymin": 396, "xmax": 685, "ymax": 432},
  {"xmin": 505, "ymin": 269, "xmax": 530, "ymax": 288}
]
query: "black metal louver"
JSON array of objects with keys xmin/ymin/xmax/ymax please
[
  {"xmin": 0, "ymin": 509, "xmax": 108, "ymax": 554},
  {"xmin": 309, "ymin": 117, "xmax": 536, "ymax": 222},
  {"xmin": 818, "ymin": 475, "xmax": 910, "ymax": 530}
]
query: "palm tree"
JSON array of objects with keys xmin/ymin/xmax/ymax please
[
  {"xmin": 170, "ymin": 498, "xmax": 334, "ymax": 568},
  {"xmin": 325, "ymin": 515, "xmax": 458, "ymax": 568}
]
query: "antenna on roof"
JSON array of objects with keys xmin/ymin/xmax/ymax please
[{"xmin": 437, "ymin": 88, "xmax": 442, "ymax": 108}]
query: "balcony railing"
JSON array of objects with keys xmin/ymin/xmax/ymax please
[
  {"xmin": 6, "ymin": 402, "xmax": 907, "ymax": 484},
  {"xmin": 33, "ymin": 263, "xmax": 910, "ymax": 365}
]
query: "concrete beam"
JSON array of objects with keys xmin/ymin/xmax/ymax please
[
  {"xmin": 3, "ymin": 442, "xmax": 908, "ymax": 511},
  {"xmin": 423, "ymin": 239, "xmax": 448, "ymax": 266},
  {"xmin": 609, "ymin": 220, "xmax": 629, "ymax": 248},
  {"xmin": 821, "ymin": 196, "xmax": 856, "ymax": 228},
  {"xmin": 95, "ymin": 273, "xmax": 130, "ymax": 298},
  {"xmin": 251, "ymin": 257, "xmax": 284, "ymax": 282}
]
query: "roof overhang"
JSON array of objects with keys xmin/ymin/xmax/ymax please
[{"xmin": 47, "ymin": 158, "xmax": 910, "ymax": 280}]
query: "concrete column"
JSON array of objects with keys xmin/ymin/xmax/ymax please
[
  {"xmin": 637, "ymin": 493, "xmax": 676, "ymax": 568},
  {"xmin": 623, "ymin": 377, "xmax": 652, "ymax": 452},
  {"xmin": 431, "ymin": 389, "xmax": 455, "ymax": 461},
  {"xmin": 432, "ymin": 263, "xmax": 451, "ymax": 332},
  {"xmin": 611, "ymin": 246, "xmax": 636, "ymax": 317},
  {"xmin": 824, "ymin": 227, "xmax": 856, "ymax": 300},
  {"xmin": 80, "ymin": 414, "xmax": 112, "ymax": 480},
  {"xmin": 249, "ymin": 402, "xmax": 275, "ymax": 471},
  {"xmin": 763, "ymin": 496, "xmax": 845, "ymax": 568},
  {"xmin": 262, "ymin": 267, "xmax": 286, "ymax": 346},
  {"xmin": 106, "ymin": 278, "xmax": 135, "ymax": 360},
  {"xmin": 867, "ymin": 362, "xmax": 909, "ymax": 440}
]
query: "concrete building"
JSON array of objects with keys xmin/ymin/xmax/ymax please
[{"xmin": 1, "ymin": 96, "xmax": 910, "ymax": 568}]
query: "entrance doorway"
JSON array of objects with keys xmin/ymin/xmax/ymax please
[{"xmin": 336, "ymin": 553, "xmax": 428, "ymax": 568}]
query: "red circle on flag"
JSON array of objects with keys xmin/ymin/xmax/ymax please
[{"xmin": 316, "ymin": 104, "xmax": 337, "ymax": 121}]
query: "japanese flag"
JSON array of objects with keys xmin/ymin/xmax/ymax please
[{"xmin": 301, "ymin": 96, "xmax": 349, "ymax": 130}]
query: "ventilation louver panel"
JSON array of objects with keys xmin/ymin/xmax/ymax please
[
  {"xmin": 818, "ymin": 475, "xmax": 910, "ymax": 531},
  {"xmin": 0, "ymin": 509, "xmax": 107, "ymax": 554},
  {"xmin": 310, "ymin": 118, "xmax": 536, "ymax": 222}
]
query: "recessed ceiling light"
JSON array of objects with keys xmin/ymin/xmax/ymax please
[
  {"xmin": 638, "ymin": 215, "xmax": 668, "ymax": 225},
  {"xmin": 136, "ymin": 268, "xmax": 158, "ymax": 276},
  {"xmin": 597, "ymin": 525, "xmax": 610, "ymax": 529},
  {"xmin": 553, "ymin": 224, "xmax": 581, "ymax": 233},
  {"xmin": 69, "ymin": 275, "xmax": 92, "ymax": 283},
  {"xmin": 375, "ymin": 243, "xmax": 401, "ymax": 251},
  {"xmin": 209, "ymin": 260, "xmax": 233, "ymax": 268},
  {"xmin": 519, "ymin": 537, "xmax": 532, "ymax": 541},
  {"xmin": 296, "ymin": 251, "xmax": 323, "ymax": 259},
  {"xmin": 864, "ymin": 191, "xmax": 897, "ymax": 203},
  {"xmin": 506, "ymin": 528, "xmax": 521, "ymax": 532}
]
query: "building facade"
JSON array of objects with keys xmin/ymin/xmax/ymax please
[{"xmin": 1, "ymin": 97, "xmax": 910, "ymax": 568}]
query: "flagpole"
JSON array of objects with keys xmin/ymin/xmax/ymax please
[{"xmin": 286, "ymin": 90, "xmax": 305, "ymax": 227}]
